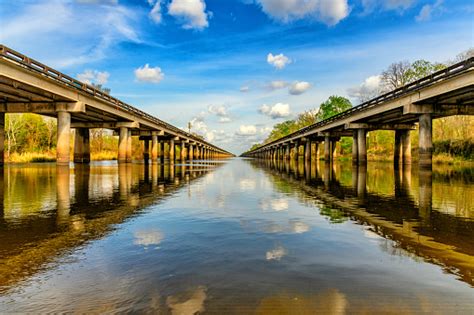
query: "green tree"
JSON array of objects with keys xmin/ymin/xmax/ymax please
[{"xmin": 317, "ymin": 96, "xmax": 352, "ymax": 121}]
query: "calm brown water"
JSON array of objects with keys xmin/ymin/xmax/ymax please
[{"xmin": 0, "ymin": 159, "xmax": 473, "ymax": 313}]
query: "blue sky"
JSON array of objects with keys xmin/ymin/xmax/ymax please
[{"xmin": 1, "ymin": 0, "xmax": 472, "ymax": 154}]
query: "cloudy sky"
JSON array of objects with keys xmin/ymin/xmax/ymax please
[{"xmin": 0, "ymin": 0, "xmax": 472, "ymax": 154}]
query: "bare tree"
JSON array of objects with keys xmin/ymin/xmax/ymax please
[{"xmin": 381, "ymin": 61, "xmax": 411, "ymax": 90}]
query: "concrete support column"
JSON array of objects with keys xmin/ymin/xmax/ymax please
[
  {"xmin": 126, "ymin": 130, "xmax": 132, "ymax": 163},
  {"xmin": 151, "ymin": 132, "xmax": 158, "ymax": 162},
  {"xmin": 331, "ymin": 140, "xmax": 337, "ymax": 160},
  {"xmin": 118, "ymin": 127, "xmax": 128, "ymax": 163},
  {"xmin": 189, "ymin": 144, "xmax": 194, "ymax": 160},
  {"xmin": 181, "ymin": 141, "xmax": 186, "ymax": 161},
  {"xmin": 0, "ymin": 113, "xmax": 4, "ymax": 166},
  {"xmin": 159, "ymin": 141, "xmax": 165, "ymax": 163},
  {"xmin": 285, "ymin": 144, "xmax": 290, "ymax": 160},
  {"xmin": 305, "ymin": 141, "xmax": 311, "ymax": 161},
  {"xmin": 74, "ymin": 128, "xmax": 90, "ymax": 163},
  {"xmin": 352, "ymin": 131, "xmax": 358, "ymax": 164},
  {"xmin": 169, "ymin": 139, "xmax": 175, "ymax": 163},
  {"xmin": 314, "ymin": 142, "xmax": 319, "ymax": 161},
  {"xmin": 394, "ymin": 130, "xmax": 403, "ymax": 166},
  {"xmin": 324, "ymin": 135, "xmax": 331, "ymax": 162},
  {"xmin": 293, "ymin": 142, "xmax": 299, "ymax": 161},
  {"xmin": 401, "ymin": 130, "xmax": 412, "ymax": 164},
  {"xmin": 419, "ymin": 114, "xmax": 432, "ymax": 168},
  {"xmin": 143, "ymin": 139, "xmax": 150, "ymax": 164},
  {"xmin": 57, "ymin": 111, "xmax": 71, "ymax": 165},
  {"xmin": 357, "ymin": 129, "xmax": 367, "ymax": 164}
]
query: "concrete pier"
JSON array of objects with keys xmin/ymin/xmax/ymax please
[
  {"xmin": 324, "ymin": 136, "xmax": 331, "ymax": 162},
  {"xmin": 126, "ymin": 130, "xmax": 132, "ymax": 163},
  {"xmin": 401, "ymin": 130, "xmax": 412, "ymax": 164},
  {"xmin": 118, "ymin": 127, "xmax": 128, "ymax": 163},
  {"xmin": 143, "ymin": 139, "xmax": 150, "ymax": 164},
  {"xmin": 357, "ymin": 129, "xmax": 367, "ymax": 164},
  {"xmin": 74, "ymin": 128, "xmax": 90, "ymax": 164},
  {"xmin": 0, "ymin": 113, "xmax": 4, "ymax": 166},
  {"xmin": 352, "ymin": 131, "xmax": 358, "ymax": 164},
  {"xmin": 304, "ymin": 141, "xmax": 310, "ymax": 161},
  {"xmin": 419, "ymin": 113, "xmax": 432, "ymax": 168},
  {"xmin": 57, "ymin": 110, "xmax": 71, "ymax": 165},
  {"xmin": 169, "ymin": 139, "xmax": 175, "ymax": 163},
  {"xmin": 180, "ymin": 141, "xmax": 186, "ymax": 161},
  {"xmin": 151, "ymin": 132, "xmax": 158, "ymax": 162}
]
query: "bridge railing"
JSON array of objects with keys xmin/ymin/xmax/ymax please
[
  {"xmin": 249, "ymin": 56, "xmax": 474, "ymax": 152},
  {"xmin": 0, "ymin": 45, "xmax": 230, "ymax": 154}
]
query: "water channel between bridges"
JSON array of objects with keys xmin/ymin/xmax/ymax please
[{"xmin": 0, "ymin": 158, "xmax": 473, "ymax": 313}]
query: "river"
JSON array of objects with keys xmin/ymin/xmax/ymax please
[{"xmin": 0, "ymin": 159, "xmax": 473, "ymax": 313}]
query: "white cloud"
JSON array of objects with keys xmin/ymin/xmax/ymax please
[
  {"xmin": 267, "ymin": 53, "xmax": 291, "ymax": 69},
  {"xmin": 208, "ymin": 104, "xmax": 227, "ymax": 117},
  {"xmin": 134, "ymin": 64, "xmax": 164, "ymax": 83},
  {"xmin": 0, "ymin": 1, "xmax": 140, "ymax": 67},
  {"xmin": 149, "ymin": 0, "xmax": 163, "ymax": 23},
  {"xmin": 289, "ymin": 81, "xmax": 312, "ymax": 95},
  {"xmin": 236, "ymin": 125, "xmax": 258, "ymax": 136},
  {"xmin": 240, "ymin": 86, "xmax": 250, "ymax": 92},
  {"xmin": 77, "ymin": 69, "xmax": 110, "ymax": 85},
  {"xmin": 362, "ymin": 0, "xmax": 415, "ymax": 14},
  {"xmin": 267, "ymin": 80, "xmax": 289, "ymax": 90},
  {"xmin": 259, "ymin": 103, "xmax": 291, "ymax": 119},
  {"xmin": 134, "ymin": 229, "xmax": 164, "ymax": 248},
  {"xmin": 266, "ymin": 246, "xmax": 287, "ymax": 260},
  {"xmin": 208, "ymin": 105, "xmax": 232, "ymax": 122},
  {"xmin": 347, "ymin": 75, "xmax": 384, "ymax": 102},
  {"xmin": 219, "ymin": 117, "xmax": 231, "ymax": 123},
  {"xmin": 416, "ymin": 0, "xmax": 443, "ymax": 22},
  {"xmin": 168, "ymin": 0, "xmax": 209, "ymax": 30},
  {"xmin": 256, "ymin": 0, "xmax": 349, "ymax": 25}
]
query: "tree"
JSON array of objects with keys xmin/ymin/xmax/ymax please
[
  {"xmin": 381, "ymin": 61, "xmax": 411, "ymax": 90},
  {"xmin": 449, "ymin": 48, "xmax": 474, "ymax": 65},
  {"xmin": 405, "ymin": 60, "xmax": 446, "ymax": 83},
  {"xmin": 317, "ymin": 96, "xmax": 352, "ymax": 121}
]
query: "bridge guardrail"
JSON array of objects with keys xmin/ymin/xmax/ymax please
[
  {"xmin": 0, "ymin": 45, "xmax": 231, "ymax": 154},
  {"xmin": 248, "ymin": 56, "xmax": 474, "ymax": 153}
]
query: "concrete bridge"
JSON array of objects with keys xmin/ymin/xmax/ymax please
[
  {"xmin": 242, "ymin": 57, "xmax": 474, "ymax": 168},
  {"xmin": 0, "ymin": 45, "xmax": 233, "ymax": 166}
]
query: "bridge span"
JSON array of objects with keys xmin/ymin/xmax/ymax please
[
  {"xmin": 242, "ymin": 58, "xmax": 474, "ymax": 168},
  {"xmin": 0, "ymin": 45, "xmax": 233, "ymax": 165}
]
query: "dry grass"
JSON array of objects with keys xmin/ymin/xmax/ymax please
[
  {"xmin": 91, "ymin": 150, "xmax": 117, "ymax": 161},
  {"xmin": 7, "ymin": 152, "xmax": 56, "ymax": 163}
]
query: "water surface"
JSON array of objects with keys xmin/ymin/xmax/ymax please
[{"xmin": 0, "ymin": 159, "xmax": 473, "ymax": 313}]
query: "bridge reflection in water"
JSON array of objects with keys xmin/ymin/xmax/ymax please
[
  {"xmin": 0, "ymin": 161, "xmax": 222, "ymax": 292},
  {"xmin": 252, "ymin": 158, "xmax": 474, "ymax": 285}
]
